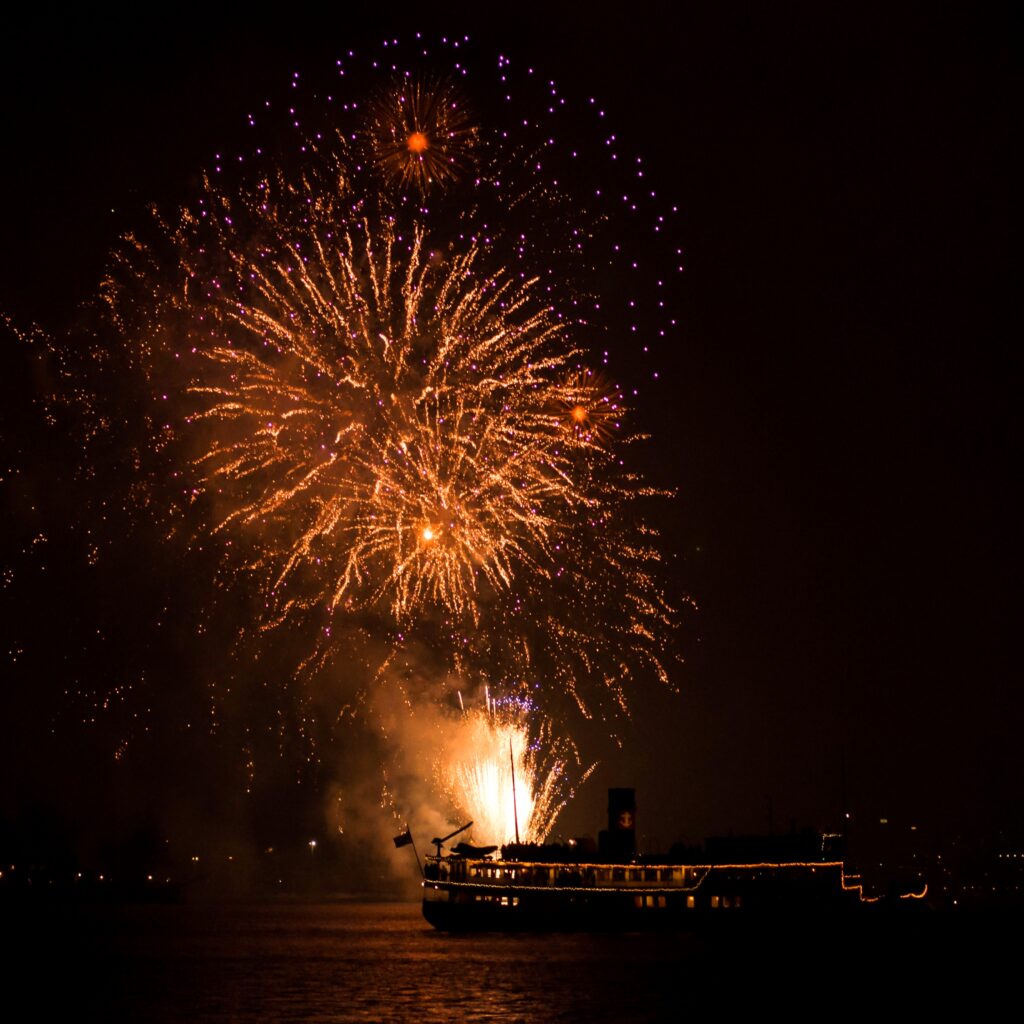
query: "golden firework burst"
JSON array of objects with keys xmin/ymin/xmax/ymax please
[
  {"xmin": 109, "ymin": 154, "xmax": 619, "ymax": 630},
  {"xmin": 367, "ymin": 75, "xmax": 478, "ymax": 193},
  {"xmin": 560, "ymin": 368, "xmax": 625, "ymax": 445},
  {"xmin": 105, "ymin": 107, "xmax": 679, "ymax": 720}
]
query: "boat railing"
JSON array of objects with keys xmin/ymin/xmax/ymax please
[
  {"xmin": 425, "ymin": 857, "xmax": 855, "ymax": 894},
  {"xmin": 425, "ymin": 857, "xmax": 713, "ymax": 890}
]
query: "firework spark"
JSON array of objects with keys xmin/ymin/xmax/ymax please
[
  {"xmin": 560, "ymin": 368, "xmax": 625, "ymax": 446},
  {"xmin": 367, "ymin": 76, "xmax": 478, "ymax": 193},
  {"xmin": 143, "ymin": 195, "xmax": 604, "ymax": 626},
  {"xmin": 438, "ymin": 696, "xmax": 584, "ymax": 846}
]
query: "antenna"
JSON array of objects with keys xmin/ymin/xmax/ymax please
[{"xmin": 510, "ymin": 738, "xmax": 520, "ymax": 845}]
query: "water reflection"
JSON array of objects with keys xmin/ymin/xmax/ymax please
[{"xmin": 12, "ymin": 900, "xmax": 962, "ymax": 1022}]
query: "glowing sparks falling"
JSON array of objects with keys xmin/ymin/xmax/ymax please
[
  {"xmin": 106, "ymin": 133, "xmax": 676, "ymax": 720},
  {"xmin": 439, "ymin": 699, "xmax": 581, "ymax": 846},
  {"xmin": 127, "ymin": 176, "xmax": 615, "ymax": 628}
]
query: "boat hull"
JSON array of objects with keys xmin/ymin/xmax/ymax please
[
  {"xmin": 422, "ymin": 858, "xmax": 866, "ymax": 931},
  {"xmin": 424, "ymin": 886, "xmax": 697, "ymax": 932}
]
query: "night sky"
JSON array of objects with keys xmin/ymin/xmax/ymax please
[{"xmin": 0, "ymin": 5, "xmax": 1013, "ymax": 882}]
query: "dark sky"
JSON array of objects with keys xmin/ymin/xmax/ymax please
[{"xmin": 0, "ymin": 5, "xmax": 1013, "ymax": 868}]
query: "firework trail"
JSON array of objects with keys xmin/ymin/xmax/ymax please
[
  {"xmin": 112, "ymin": 150, "xmax": 604, "ymax": 625},
  {"xmin": 438, "ymin": 695, "xmax": 589, "ymax": 846}
]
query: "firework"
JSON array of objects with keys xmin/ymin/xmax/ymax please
[
  {"xmin": 438, "ymin": 696, "xmax": 585, "ymax": 846},
  {"xmin": 99, "ymin": 36, "xmax": 684, "ymax": 750},
  {"xmin": 482, "ymin": 477, "xmax": 676, "ymax": 720},
  {"xmin": 367, "ymin": 76, "xmax": 477, "ymax": 193},
  {"xmin": 108, "ymin": 151, "xmax": 625, "ymax": 634},
  {"xmin": 559, "ymin": 368, "xmax": 625, "ymax": 446}
]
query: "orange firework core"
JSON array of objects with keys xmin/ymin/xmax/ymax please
[
  {"xmin": 571, "ymin": 406, "xmax": 589, "ymax": 423},
  {"xmin": 406, "ymin": 131, "xmax": 429, "ymax": 154}
]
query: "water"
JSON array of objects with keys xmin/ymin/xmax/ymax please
[{"xmin": 4, "ymin": 900, "xmax": 1000, "ymax": 1021}]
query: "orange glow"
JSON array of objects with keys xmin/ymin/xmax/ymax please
[
  {"xmin": 407, "ymin": 131, "xmax": 429, "ymax": 153},
  {"xmin": 840, "ymin": 869, "xmax": 884, "ymax": 903},
  {"xmin": 560, "ymin": 369, "xmax": 623, "ymax": 445},
  {"xmin": 900, "ymin": 883, "xmax": 928, "ymax": 900},
  {"xmin": 370, "ymin": 78, "xmax": 477, "ymax": 193},
  {"xmin": 421, "ymin": 526, "xmax": 436, "ymax": 542},
  {"xmin": 438, "ymin": 703, "xmax": 590, "ymax": 847}
]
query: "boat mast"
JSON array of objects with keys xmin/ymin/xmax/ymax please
[{"xmin": 509, "ymin": 738, "xmax": 520, "ymax": 844}]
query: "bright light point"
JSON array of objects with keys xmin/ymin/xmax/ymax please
[
  {"xmin": 571, "ymin": 405, "xmax": 588, "ymax": 423},
  {"xmin": 407, "ymin": 131, "xmax": 429, "ymax": 153},
  {"xmin": 421, "ymin": 526, "xmax": 436, "ymax": 542}
]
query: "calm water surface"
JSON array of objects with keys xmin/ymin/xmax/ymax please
[{"xmin": 7, "ymin": 900, "xmax": 995, "ymax": 1022}]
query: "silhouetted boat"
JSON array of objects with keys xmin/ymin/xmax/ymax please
[
  {"xmin": 418, "ymin": 789, "xmax": 893, "ymax": 931},
  {"xmin": 421, "ymin": 851, "xmax": 874, "ymax": 931}
]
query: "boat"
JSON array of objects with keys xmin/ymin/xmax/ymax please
[
  {"xmin": 418, "ymin": 789, "xmax": 876, "ymax": 931},
  {"xmin": 422, "ymin": 851, "xmax": 870, "ymax": 931}
]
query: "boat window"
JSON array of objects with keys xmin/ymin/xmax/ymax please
[
  {"xmin": 634, "ymin": 895, "xmax": 643, "ymax": 909},
  {"xmin": 657, "ymin": 896, "xmax": 666, "ymax": 909},
  {"xmin": 711, "ymin": 896, "xmax": 720, "ymax": 908},
  {"xmin": 686, "ymin": 895, "xmax": 695, "ymax": 909}
]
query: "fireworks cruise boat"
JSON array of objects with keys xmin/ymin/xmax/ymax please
[{"xmin": 415, "ymin": 789, "xmax": 902, "ymax": 932}]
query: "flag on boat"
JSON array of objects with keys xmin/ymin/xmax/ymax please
[{"xmin": 393, "ymin": 828, "xmax": 413, "ymax": 848}]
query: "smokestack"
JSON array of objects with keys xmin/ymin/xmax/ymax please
[{"xmin": 599, "ymin": 788, "xmax": 636, "ymax": 860}]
